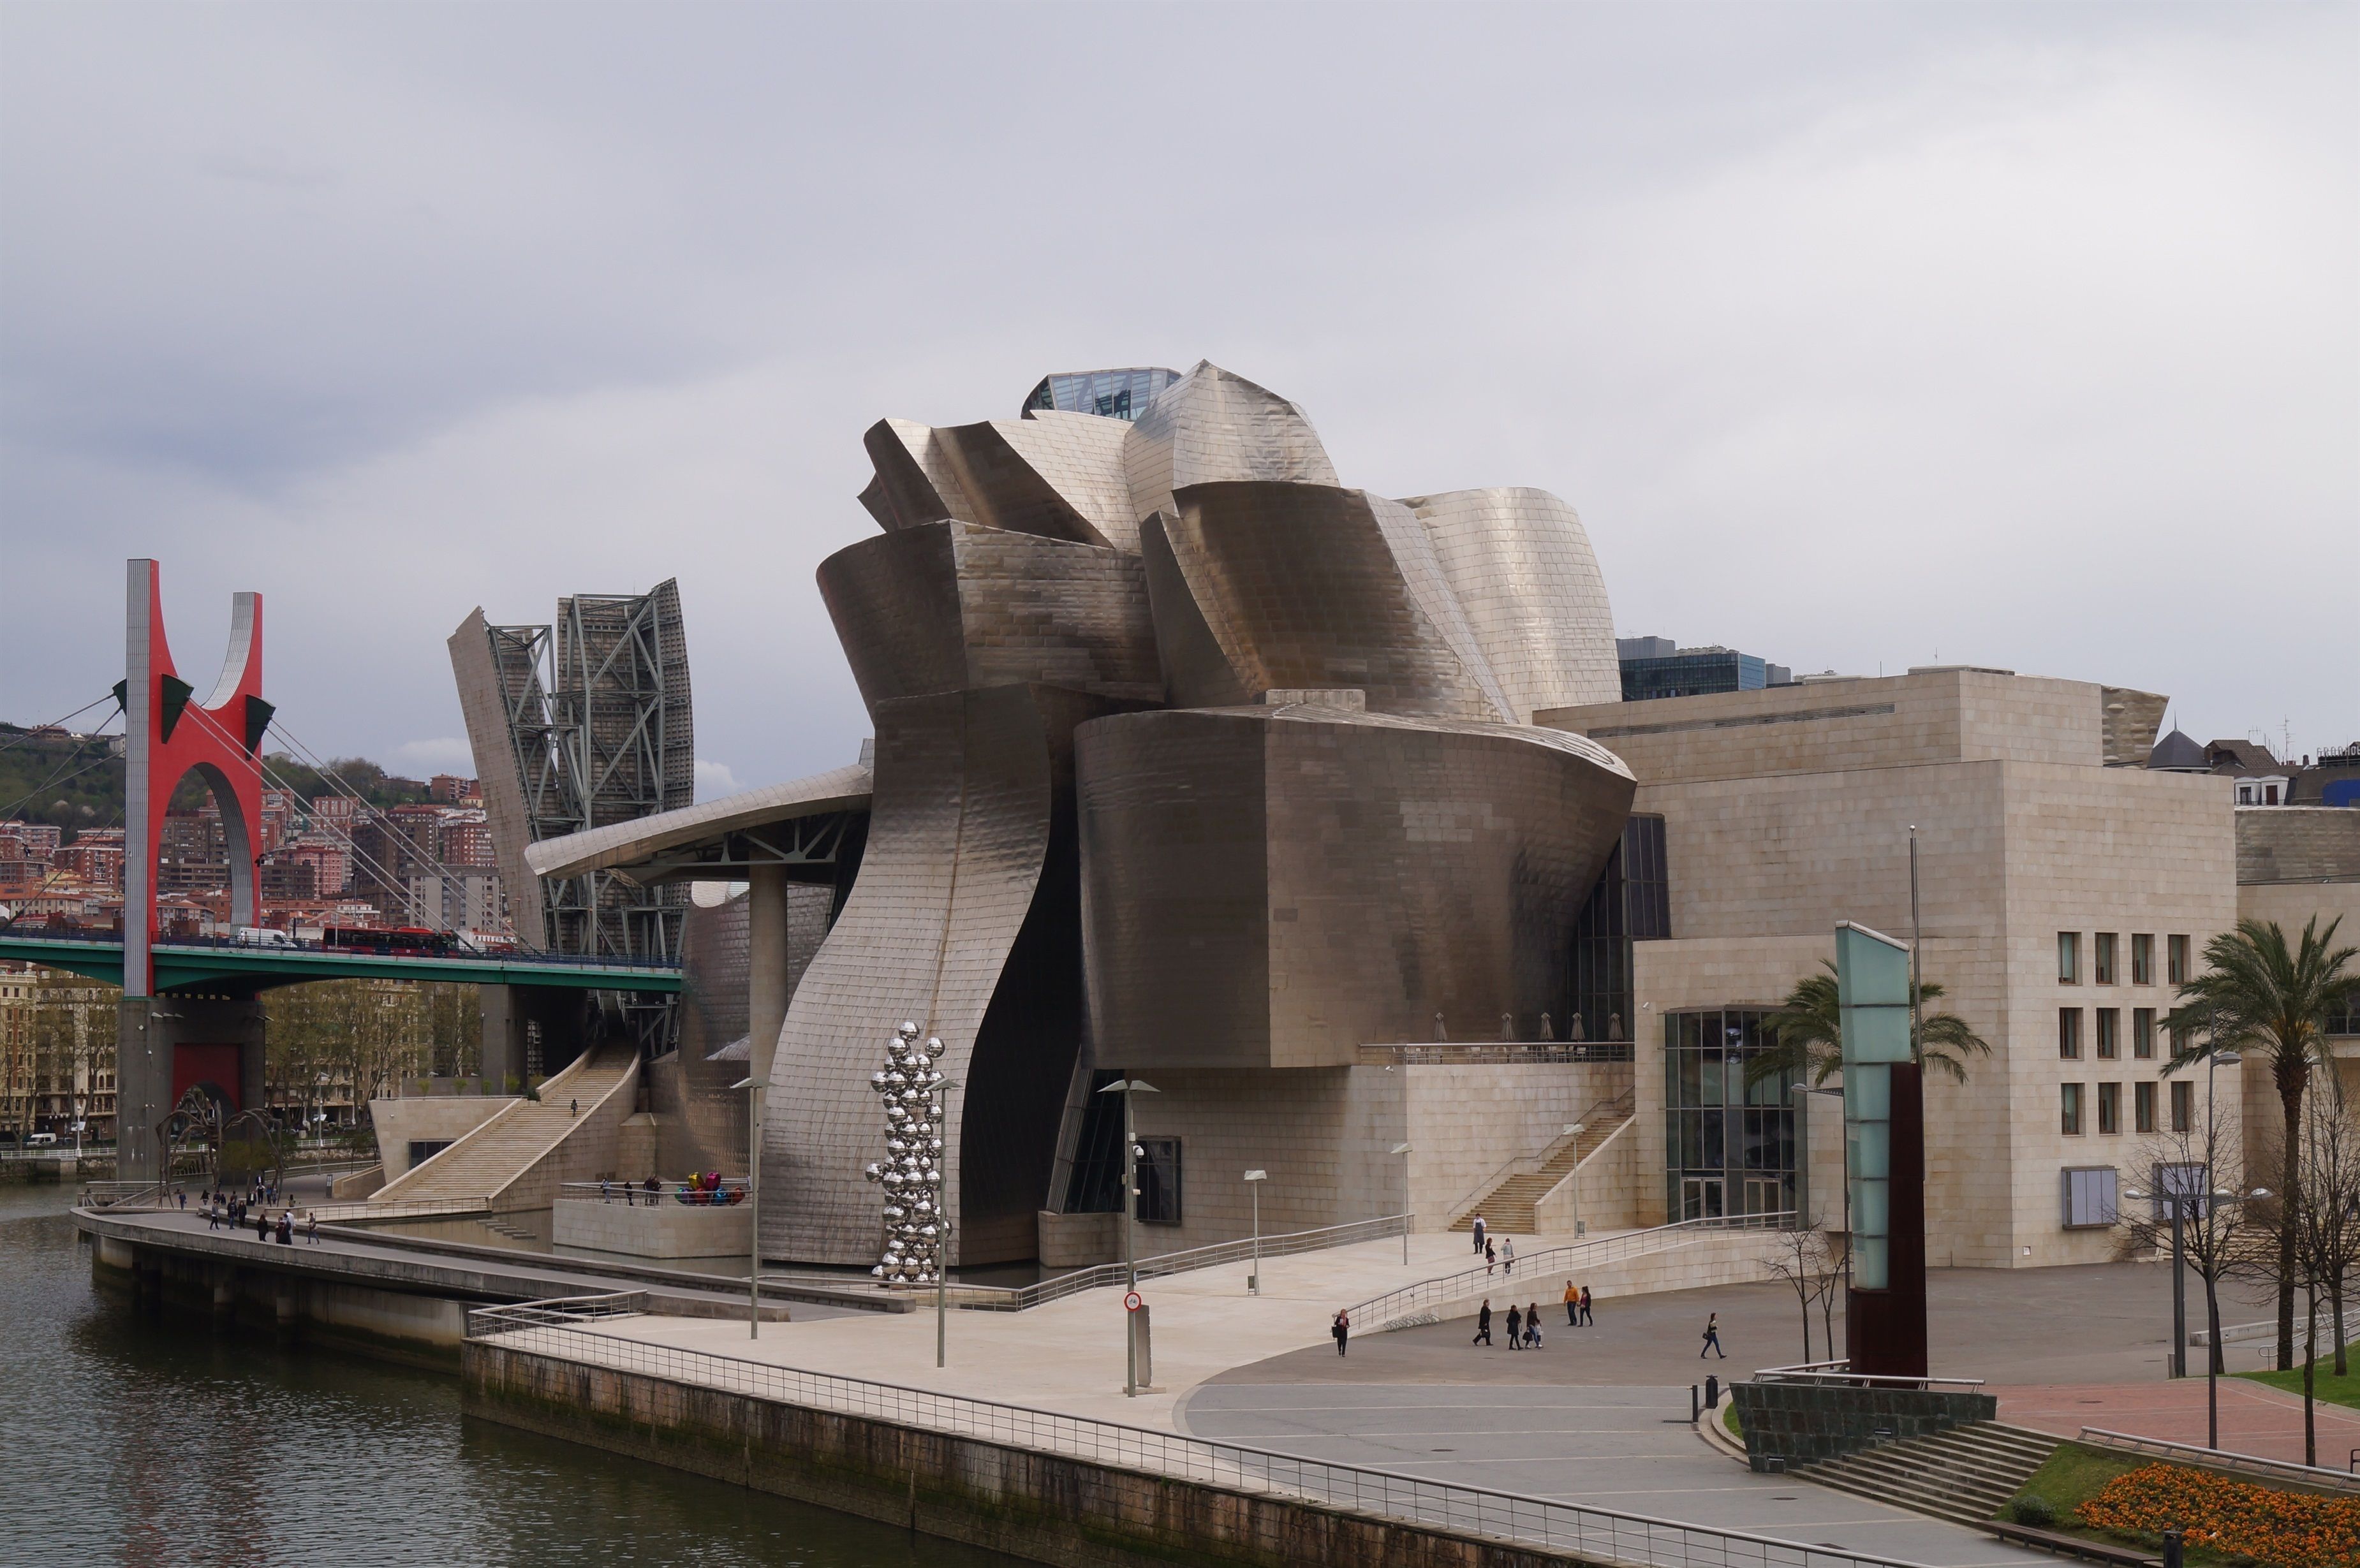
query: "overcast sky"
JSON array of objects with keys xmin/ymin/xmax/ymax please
[{"xmin": 3, "ymin": 3, "xmax": 2353, "ymax": 794}]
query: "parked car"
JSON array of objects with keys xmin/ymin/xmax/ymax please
[{"xmin": 27, "ymin": 1132, "xmax": 59, "ymax": 1147}]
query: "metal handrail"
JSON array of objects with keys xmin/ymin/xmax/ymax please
[
  {"xmin": 1348, "ymin": 1211, "xmax": 1796, "ymax": 1330},
  {"xmin": 559, "ymin": 1179, "xmax": 748, "ymax": 1204},
  {"xmin": 0, "ymin": 927, "xmax": 682, "ymax": 972},
  {"xmin": 968, "ymin": 1213, "xmax": 1412, "ymax": 1312},
  {"xmin": 1355, "ymin": 1041, "xmax": 1637, "ymax": 1066},
  {"xmin": 2077, "ymin": 1427, "xmax": 2360, "ymax": 1494},
  {"xmin": 1753, "ymin": 1363, "xmax": 1986, "ymax": 1390},
  {"xmin": 466, "ymin": 1305, "xmax": 1935, "ymax": 1568}
]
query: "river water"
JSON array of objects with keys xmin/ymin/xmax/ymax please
[{"xmin": 0, "ymin": 1185, "xmax": 1018, "ymax": 1567}]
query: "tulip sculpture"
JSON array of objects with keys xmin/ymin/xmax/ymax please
[{"xmin": 860, "ymin": 1021, "xmax": 948, "ymax": 1286}]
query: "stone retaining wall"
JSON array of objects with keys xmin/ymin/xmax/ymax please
[
  {"xmin": 465, "ymin": 1340, "xmax": 1604, "ymax": 1568},
  {"xmin": 1729, "ymin": 1379, "xmax": 1998, "ymax": 1471}
]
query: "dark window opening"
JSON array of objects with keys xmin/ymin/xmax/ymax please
[
  {"xmin": 1571, "ymin": 814, "xmax": 1667, "ymax": 1042},
  {"xmin": 1136, "ymin": 1138, "xmax": 1182, "ymax": 1225},
  {"xmin": 1062, "ymin": 1070, "xmax": 1126, "ymax": 1213}
]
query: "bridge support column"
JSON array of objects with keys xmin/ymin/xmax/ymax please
[
  {"xmin": 747, "ymin": 865, "xmax": 790, "ymax": 1086},
  {"xmin": 116, "ymin": 996, "xmax": 267, "ymax": 1183}
]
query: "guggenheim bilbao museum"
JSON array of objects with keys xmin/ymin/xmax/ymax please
[{"xmin": 512, "ymin": 362, "xmax": 2359, "ymax": 1275}]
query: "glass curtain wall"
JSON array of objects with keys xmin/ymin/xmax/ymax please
[{"xmin": 1665, "ymin": 1007, "xmax": 1797, "ymax": 1220}]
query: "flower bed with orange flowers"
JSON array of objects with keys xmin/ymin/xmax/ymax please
[{"xmin": 2076, "ymin": 1462, "xmax": 2360, "ymax": 1567}]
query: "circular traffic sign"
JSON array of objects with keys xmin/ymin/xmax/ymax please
[{"xmin": 1123, "ymin": 1291, "xmax": 1142, "ymax": 1312}]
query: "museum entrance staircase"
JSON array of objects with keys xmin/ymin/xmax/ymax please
[
  {"xmin": 1449, "ymin": 1087, "xmax": 1635, "ymax": 1235},
  {"xmin": 373, "ymin": 1041, "xmax": 640, "ymax": 1210},
  {"xmin": 1795, "ymin": 1422, "xmax": 2058, "ymax": 1527}
]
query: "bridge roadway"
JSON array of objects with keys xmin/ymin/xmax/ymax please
[{"xmin": 0, "ymin": 930, "xmax": 682, "ymax": 993}]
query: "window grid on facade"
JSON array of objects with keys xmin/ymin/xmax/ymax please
[
  {"xmin": 2135, "ymin": 1081, "xmax": 2158, "ymax": 1134},
  {"xmin": 2171, "ymin": 1080, "xmax": 2194, "ymax": 1132},
  {"xmin": 2132, "ymin": 934, "xmax": 2155, "ymax": 986},
  {"xmin": 2096, "ymin": 1008, "xmax": 2120, "ymax": 1059},
  {"xmin": 2061, "ymin": 1083, "xmax": 2084, "ymax": 1135},
  {"xmin": 2059, "ymin": 1007, "xmax": 2083, "ymax": 1059},
  {"xmin": 2098, "ymin": 1082, "xmax": 2120, "ymax": 1135},
  {"xmin": 2133, "ymin": 1007, "xmax": 2156, "ymax": 1060},
  {"xmin": 2058, "ymin": 932, "xmax": 2081, "ymax": 985},
  {"xmin": 2168, "ymin": 934, "xmax": 2191, "ymax": 986},
  {"xmin": 2095, "ymin": 933, "xmax": 2117, "ymax": 986},
  {"xmin": 1663, "ymin": 1008, "xmax": 1797, "ymax": 1223}
]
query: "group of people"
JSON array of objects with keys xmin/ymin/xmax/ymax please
[
  {"xmin": 1471, "ymin": 1279, "xmax": 1595, "ymax": 1349},
  {"xmin": 196, "ymin": 1186, "xmax": 317, "ymax": 1245},
  {"xmin": 1466, "ymin": 1212, "xmax": 1519, "ymax": 1276}
]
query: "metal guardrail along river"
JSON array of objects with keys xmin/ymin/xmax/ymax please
[{"xmin": 467, "ymin": 1295, "xmax": 1936, "ymax": 1568}]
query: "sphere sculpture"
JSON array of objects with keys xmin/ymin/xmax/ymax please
[{"xmin": 860, "ymin": 1021, "xmax": 947, "ymax": 1286}]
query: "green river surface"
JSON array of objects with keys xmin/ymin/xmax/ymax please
[{"xmin": 0, "ymin": 1185, "xmax": 1021, "ymax": 1567}]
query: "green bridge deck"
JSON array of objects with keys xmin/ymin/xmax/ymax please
[{"xmin": 0, "ymin": 933, "xmax": 683, "ymax": 995}]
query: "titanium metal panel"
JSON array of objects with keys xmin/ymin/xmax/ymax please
[
  {"xmin": 1078, "ymin": 704, "xmax": 1635, "ymax": 1070},
  {"xmin": 448, "ymin": 608, "xmax": 547, "ymax": 949},
  {"xmin": 1123, "ymin": 362, "xmax": 1340, "ymax": 524},
  {"xmin": 665, "ymin": 890, "xmax": 753, "ymax": 1175},
  {"xmin": 817, "ymin": 522, "xmax": 1162, "ymax": 708},
  {"xmin": 862, "ymin": 418, "xmax": 975, "ymax": 531},
  {"xmin": 1401, "ymin": 487, "xmax": 1621, "ymax": 722},
  {"xmin": 1153, "ymin": 481, "xmax": 1496, "ymax": 720}
]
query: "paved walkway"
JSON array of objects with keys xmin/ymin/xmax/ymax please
[
  {"xmin": 1179, "ymin": 1382, "xmax": 2049, "ymax": 1567},
  {"xmin": 1995, "ymin": 1380, "xmax": 2360, "ymax": 1469}
]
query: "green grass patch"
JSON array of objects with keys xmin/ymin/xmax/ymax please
[
  {"xmin": 2003, "ymin": 1444, "xmax": 2260, "ymax": 1566},
  {"xmin": 2236, "ymin": 1355, "xmax": 2360, "ymax": 1412},
  {"xmin": 1722, "ymin": 1402, "xmax": 1742, "ymax": 1439}
]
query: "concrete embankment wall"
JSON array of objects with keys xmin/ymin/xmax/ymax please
[{"xmin": 464, "ymin": 1342, "xmax": 1602, "ymax": 1568}]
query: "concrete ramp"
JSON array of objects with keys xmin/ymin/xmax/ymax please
[{"xmin": 375, "ymin": 1042, "xmax": 641, "ymax": 1212}]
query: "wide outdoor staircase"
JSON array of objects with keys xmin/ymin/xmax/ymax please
[
  {"xmin": 1796, "ymin": 1422, "xmax": 2058, "ymax": 1527},
  {"xmin": 374, "ymin": 1041, "xmax": 639, "ymax": 1208},
  {"xmin": 1450, "ymin": 1091, "xmax": 1634, "ymax": 1235}
]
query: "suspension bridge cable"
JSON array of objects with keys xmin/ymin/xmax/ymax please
[{"xmin": 0, "ymin": 692, "xmax": 120, "ymax": 758}]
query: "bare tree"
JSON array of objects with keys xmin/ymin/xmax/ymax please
[
  {"xmin": 2241, "ymin": 1077, "xmax": 2360, "ymax": 1467},
  {"xmin": 2114, "ymin": 1087, "xmax": 2262, "ymax": 1382},
  {"xmin": 1811, "ymin": 1229, "xmax": 1848, "ymax": 1365},
  {"xmin": 1766, "ymin": 1227, "xmax": 1820, "ymax": 1362}
]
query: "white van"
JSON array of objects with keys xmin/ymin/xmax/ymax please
[
  {"xmin": 27, "ymin": 1132, "xmax": 58, "ymax": 1147},
  {"xmin": 237, "ymin": 927, "xmax": 297, "ymax": 949}
]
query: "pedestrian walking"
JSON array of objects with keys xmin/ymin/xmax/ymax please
[
  {"xmin": 1563, "ymin": 1279, "xmax": 1579, "ymax": 1326},
  {"xmin": 1505, "ymin": 1302, "xmax": 1523, "ymax": 1349},
  {"xmin": 1472, "ymin": 1299, "xmax": 1494, "ymax": 1346},
  {"xmin": 277, "ymin": 1211, "xmax": 293, "ymax": 1245},
  {"xmin": 305, "ymin": 1211, "xmax": 319, "ymax": 1245},
  {"xmin": 600, "ymin": 1178, "xmax": 610, "ymax": 1203},
  {"xmin": 1484, "ymin": 1238, "xmax": 1497, "ymax": 1276},
  {"xmin": 1699, "ymin": 1311, "xmax": 1726, "ymax": 1359},
  {"xmin": 570, "ymin": 1097, "xmax": 579, "ymax": 1118},
  {"xmin": 178, "ymin": 1190, "xmax": 188, "ymax": 1210},
  {"xmin": 1471, "ymin": 1213, "xmax": 1487, "ymax": 1254},
  {"xmin": 255, "ymin": 1209, "xmax": 270, "ymax": 1242},
  {"xmin": 1332, "ymin": 1310, "xmax": 1350, "ymax": 1357},
  {"xmin": 1580, "ymin": 1286, "xmax": 1594, "ymax": 1326},
  {"xmin": 1524, "ymin": 1303, "xmax": 1544, "ymax": 1349},
  {"xmin": 205, "ymin": 1201, "xmax": 219, "ymax": 1231},
  {"xmin": 1500, "ymin": 1236, "xmax": 1516, "ymax": 1276}
]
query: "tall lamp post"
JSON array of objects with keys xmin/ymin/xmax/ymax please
[
  {"xmin": 1098, "ymin": 1076, "xmax": 1159, "ymax": 1396},
  {"xmin": 933, "ymin": 1075, "xmax": 962, "ymax": 1367},
  {"xmin": 1562, "ymin": 1124, "xmax": 1586, "ymax": 1236},
  {"xmin": 731, "ymin": 1076, "xmax": 764, "ymax": 1339},
  {"xmin": 1390, "ymin": 1143, "xmax": 1413, "ymax": 1264},
  {"xmin": 1244, "ymin": 1169, "xmax": 1267, "ymax": 1294}
]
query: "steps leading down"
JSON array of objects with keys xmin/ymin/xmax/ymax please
[
  {"xmin": 374, "ymin": 1041, "xmax": 640, "ymax": 1210},
  {"xmin": 1797, "ymin": 1422, "xmax": 2059, "ymax": 1527},
  {"xmin": 1451, "ymin": 1093, "xmax": 1634, "ymax": 1235}
]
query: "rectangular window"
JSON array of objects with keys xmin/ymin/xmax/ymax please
[
  {"xmin": 2098, "ymin": 1082, "xmax": 2121, "ymax": 1134},
  {"xmin": 2058, "ymin": 932, "xmax": 2081, "ymax": 984},
  {"xmin": 2132, "ymin": 934, "xmax": 2155, "ymax": 985},
  {"xmin": 2061, "ymin": 1083, "xmax": 2084, "ymax": 1135},
  {"xmin": 2171, "ymin": 1080, "xmax": 2194, "ymax": 1132},
  {"xmin": 2135, "ymin": 1081, "xmax": 2158, "ymax": 1133},
  {"xmin": 2063, "ymin": 1166, "xmax": 2118, "ymax": 1229},
  {"xmin": 2096, "ymin": 1008, "xmax": 2120, "ymax": 1059},
  {"xmin": 2168, "ymin": 935, "xmax": 2191, "ymax": 986},
  {"xmin": 1135, "ymin": 1137, "xmax": 1183, "ymax": 1225},
  {"xmin": 2133, "ymin": 1007, "xmax": 2156, "ymax": 1059},
  {"xmin": 2095, "ymin": 933, "xmax": 2117, "ymax": 985},
  {"xmin": 2059, "ymin": 1007, "xmax": 2083, "ymax": 1059}
]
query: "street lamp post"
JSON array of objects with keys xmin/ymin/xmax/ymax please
[
  {"xmin": 730, "ymin": 1076, "xmax": 763, "ymax": 1340},
  {"xmin": 1390, "ymin": 1143, "xmax": 1413, "ymax": 1264},
  {"xmin": 932, "ymin": 1075, "xmax": 961, "ymax": 1367},
  {"xmin": 1244, "ymin": 1169, "xmax": 1267, "ymax": 1294},
  {"xmin": 1098, "ymin": 1076, "xmax": 1159, "ymax": 1396},
  {"xmin": 1562, "ymin": 1124, "xmax": 1586, "ymax": 1236}
]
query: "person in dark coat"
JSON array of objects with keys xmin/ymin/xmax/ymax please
[
  {"xmin": 1331, "ymin": 1310, "xmax": 1350, "ymax": 1357},
  {"xmin": 1472, "ymin": 1299, "xmax": 1494, "ymax": 1346},
  {"xmin": 1505, "ymin": 1302, "xmax": 1524, "ymax": 1349},
  {"xmin": 277, "ymin": 1211, "xmax": 293, "ymax": 1245}
]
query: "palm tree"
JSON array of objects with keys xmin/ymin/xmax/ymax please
[
  {"xmin": 2163, "ymin": 916, "xmax": 2360, "ymax": 1372},
  {"xmin": 1743, "ymin": 960, "xmax": 1991, "ymax": 1088}
]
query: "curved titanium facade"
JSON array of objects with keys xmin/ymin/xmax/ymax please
[
  {"xmin": 758, "ymin": 357, "xmax": 1630, "ymax": 1266},
  {"xmin": 1077, "ymin": 704, "xmax": 1635, "ymax": 1070}
]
